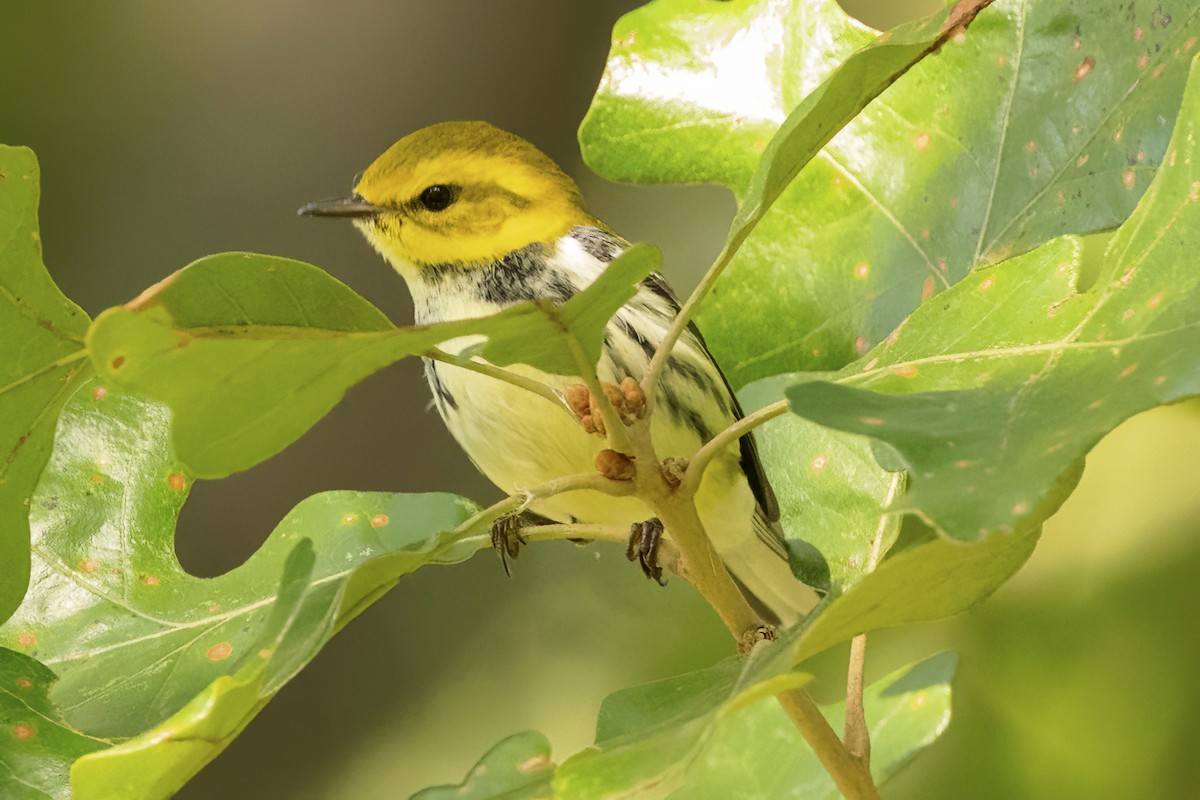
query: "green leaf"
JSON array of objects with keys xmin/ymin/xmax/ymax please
[
  {"xmin": 86, "ymin": 245, "xmax": 660, "ymax": 478},
  {"xmin": 789, "ymin": 524, "xmax": 1042, "ymax": 665},
  {"xmin": 583, "ymin": 0, "xmax": 1200, "ymax": 383},
  {"xmin": 0, "ymin": 382, "xmax": 482, "ymax": 798},
  {"xmin": 0, "ymin": 145, "xmax": 92, "ymax": 624},
  {"xmin": 554, "ymin": 651, "xmax": 954, "ymax": 799},
  {"xmin": 410, "ymin": 731, "xmax": 555, "ymax": 800},
  {"xmin": 741, "ymin": 377, "xmax": 902, "ymax": 593},
  {"xmin": 783, "ymin": 53, "xmax": 1200, "ymax": 541},
  {"xmin": 0, "ymin": 648, "xmax": 108, "ymax": 800}
]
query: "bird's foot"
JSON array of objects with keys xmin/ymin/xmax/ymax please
[
  {"xmin": 490, "ymin": 513, "xmax": 529, "ymax": 577},
  {"xmin": 564, "ymin": 378, "xmax": 646, "ymax": 437},
  {"xmin": 626, "ymin": 517, "xmax": 667, "ymax": 586}
]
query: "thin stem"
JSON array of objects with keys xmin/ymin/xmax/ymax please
[
  {"xmin": 777, "ymin": 688, "xmax": 882, "ymax": 800},
  {"xmin": 680, "ymin": 399, "xmax": 790, "ymax": 499},
  {"xmin": 651, "ymin": 491, "xmax": 763, "ymax": 643},
  {"xmin": 640, "ymin": 223, "xmax": 757, "ymax": 417},
  {"xmin": 451, "ymin": 471, "xmax": 638, "ymax": 538},
  {"xmin": 425, "ymin": 347, "xmax": 565, "ymax": 408},
  {"xmin": 843, "ymin": 471, "xmax": 905, "ymax": 765}
]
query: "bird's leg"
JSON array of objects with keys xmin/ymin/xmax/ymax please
[
  {"xmin": 489, "ymin": 514, "xmax": 527, "ymax": 576},
  {"xmin": 626, "ymin": 517, "xmax": 667, "ymax": 586},
  {"xmin": 564, "ymin": 377, "xmax": 646, "ymax": 437}
]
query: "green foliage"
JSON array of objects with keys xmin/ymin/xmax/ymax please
[
  {"xmin": 784, "ymin": 57, "xmax": 1200, "ymax": 540},
  {"xmin": 411, "ymin": 732, "xmax": 554, "ymax": 800},
  {"xmin": 87, "ymin": 246, "xmax": 659, "ymax": 478},
  {"xmin": 0, "ymin": 385, "xmax": 479, "ymax": 797},
  {"xmin": 0, "ymin": 146, "xmax": 92, "ymax": 624},
  {"xmin": 3, "ymin": 0, "xmax": 1200, "ymax": 797},
  {"xmin": 584, "ymin": 0, "xmax": 1200, "ymax": 382}
]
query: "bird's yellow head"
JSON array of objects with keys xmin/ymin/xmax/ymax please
[{"xmin": 300, "ymin": 121, "xmax": 594, "ymax": 270}]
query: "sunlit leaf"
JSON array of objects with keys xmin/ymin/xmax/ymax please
[
  {"xmin": 582, "ymin": 0, "xmax": 1200, "ymax": 383},
  {"xmin": 783, "ymin": 54, "xmax": 1200, "ymax": 541},
  {"xmin": 0, "ymin": 145, "xmax": 92, "ymax": 623},
  {"xmin": 410, "ymin": 731, "xmax": 554, "ymax": 800},
  {"xmin": 86, "ymin": 245, "xmax": 660, "ymax": 478},
  {"xmin": 0, "ymin": 383, "xmax": 481, "ymax": 798}
]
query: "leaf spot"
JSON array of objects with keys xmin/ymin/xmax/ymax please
[
  {"xmin": 370, "ymin": 514, "xmax": 389, "ymax": 528},
  {"xmin": 1114, "ymin": 127, "xmax": 1124, "ymax": 143},
  {"xmin": 1138, "ymin": 54, "xmax": 1150, "ymax": 69},
  {"xmin": 911, "ymin": 692, "xmax": 928, "ymax": 709},
  {"xmin": 1152, "ymin": 63, "xmax": 1165, "ymax": 78},
  {"xmin": 16, "ymin": 632, "xmax": 34, "ymax": 647},
  {"xmin": 1074, "ymin": 56, "xmax": 1095, "ymax": 81},
  {"xmin": 90, "ymin": 474, "xmax": 105, "ymax": 484},
  {"xmin": 996, "ymin": 54, "xmax": 1006, "ymax": 66},
  {"xmin": 1118, "ymin": 363, "xmax": 1138, "ymax": 379},
  {"xmin": 16, "ymin": 677, "xmax": 31, "ymax": 689},
  {"xmin": 922, "ymin": 276, "xmax": 936, "ymax": 300},
  {"xmin": 1155, "ymin": 376, "xmax": 1167, "ymax": 386},
  {"xmin": 862, "ymin": 357, "xmax": 879, "ymax": 371},
  {"xmin": 920, "ymin": 228, "xmax": 930, "ymax": 240},
  {"xmin": 259, "ymin": 648, "xmax": 273, "ymax": 659},
  {"xmin": 978, "ymin": 276, "xmax": 996, "ymax": 292},
  {"xmin": 913, "ymin": 131, "xmax": 931, "ymax": 151},
  {"xmin": 342, "ymin": 513, "xmax": 358, "ymax": 524},
  {"xmin": 143, "ymin": 575, "xmax": 160, "ymax": 587},
  {"xmin": 12, "ymin": 724, "xmax": 34, "ymax": 740},
  {"xmin": 1077, "ymin": 153, "xmax": 1090, "ymax": 168},
  {"xmin": 207, "ymin": 642, "xmax": 233, "ymax": 660},
  {"xmin": 854, "ymin": 261, "xmax": 870, "ymax": 280},
  {"xmin": 1026, "ymin": 140, "xmax": 1037, "ymax": 152},
  {"xmin": 861, "ymin": 417, "xmax": 884, "ymax": 426},
  {"xmin": 1122, "ymin": 309, "xmax": 1135, "ymax": 320},
  {"xmin": 854, "ymin": 337, "xmax": 869, "ymax": 355},
  {"xmin": 1122, "ymin": 169, "xmax": 1137, "ymax": 190},
  {"xmin": 949, "ymin": 197, "xmax": 959, "ymax": 209},
  {"xmin": 894, "ymin": 365, "xmax": 919, "ymax": 378},
  {"xmin": 92, "ymin": 386, "xmax": 107, "ymax": 400},
  {"xmin": 1187, "ymin": 36, "xmax": 1197, "ymax": 52},
  {"xmin": 1073, "ymin": 38, "xmax": 1081, "ymax": 50},
  {"xmin": 110, "ymin": 355, "xmax": 126, "ymax": 371},
  {"xmin": 207, "ymin": 603, "xmax": 220, "ymax": 613},
  {"xmin": 167, "ymin": 472, "xmax": 187, "ymax": 491},
  {"xmin": 937, "ymin": 257, "xmax": 948, "ymax": 274},
  {"xmin": 810, "ymin": 454, "xmax": 828, "ymax": 473},
  {"xmin": 518, "ymin": 755, "xmax": 551, "ymax": 774},
  {"xmin": 954, "ymin": 460, "xmax": 973, "ymax": 469},
  {"xmin": 1147, "ymin": 293, "xmax": 1164, "ymax": 309},
  {"xmin": 1012, "ymin": 502, "xmax": 1029, "ymax": 515},
  {"xmin": 1136, "ymin": 27, "xmax": 1144, "ymax": 41},
  {"xmin": 1120, "ymin": 267, "xmax": 1137, "ymax": 285},
  {"xmin": 80, "ymin": 558, "xmax": 100, "ymax": 574}
]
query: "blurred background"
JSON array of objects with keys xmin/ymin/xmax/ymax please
[{"xmin": 2, "ymin": 1, "xmax": 1199, "ymax": 797}]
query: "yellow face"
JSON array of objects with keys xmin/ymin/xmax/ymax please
[{"xmin": 345, "ymin": 121, "xmax": 594, "ymax": 268}]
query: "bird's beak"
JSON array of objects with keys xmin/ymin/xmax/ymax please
[{"xmin": 297, "ymin": 194, "xmax": 387, "ymax": 219}]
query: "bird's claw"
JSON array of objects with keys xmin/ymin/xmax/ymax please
[
  {"xmin": 626, "ymin": 517, "xmax": 667, "ymax": 586},
  {"xmin": 490, "ymin": 514, "xmax": 528, "ymax": 577}
]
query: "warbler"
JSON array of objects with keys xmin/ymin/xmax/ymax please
[{"xmin": 300, "ymin": 121, "xmax": 809, "ymax": 624}]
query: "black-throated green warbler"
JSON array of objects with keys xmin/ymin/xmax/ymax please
[{"xmin": 301, "ymin": 121, "xmax": 808, "ymax": 624}]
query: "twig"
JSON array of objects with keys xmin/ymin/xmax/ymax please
[
  {"xmin": 451, "ymin": 472, "xmax": 638, "ymax": 538},
  {"xmin": 425, "ymin": 347, "xmax": 565, "ymax": 408},
  {"xmin": 679, "ymin": 399, "xmax": 789, "ymax": 498},
  {"xmin": 777, "ymin": 688, "xmax": 883, "ymax": 800},
  {"xmin": 843, "ymin": 472, "xmax": 905, "ymax": 765}
]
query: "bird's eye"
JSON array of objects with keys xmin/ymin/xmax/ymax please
[{"xmin": 418, "ymin": 184, "xmax": 457, "ymax": 212}]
